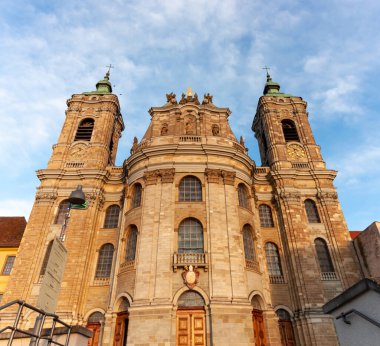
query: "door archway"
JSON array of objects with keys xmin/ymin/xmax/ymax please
[
  {"xmin": 276, "ymin": 308, "xmax": 295, "ymax": 346},
  {"xmin": 176, "ymin": 291, "xmax": 206, "ymax": 346},
  {"xmin": 251, "ymin": 295, "xmax": 267, "ymax": 346},
  {"xmin": 113, "ymin": 299, "xmax": 130, "ymax": 346}
]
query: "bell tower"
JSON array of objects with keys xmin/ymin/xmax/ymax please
[
  {"xmin": 252, "ymin": 73, "xmax": 361, "ymax": 345},
  {"xmin": 252, "ymin": 72, "xmax": 325, "ymax": 171},
  {"xmin": 48, "ymin": 71, "xmax": 124, "ymax": 170}
]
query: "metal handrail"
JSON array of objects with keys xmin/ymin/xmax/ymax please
[
  {"xmin": 0, "ymin": 299, "xmax": 72, "ymax": 346},
  {"xmin": 337, "ymin": 309, "xmax": 380, "ymax": 328}
]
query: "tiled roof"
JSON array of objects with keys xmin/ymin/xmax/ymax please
[
  {"xmin": 0, "ymin": 217, "xmax": 26, "ymax": 247},
  {"xmin": 349, "ymin": 231, "xmax": 361, "ymax": 239}
]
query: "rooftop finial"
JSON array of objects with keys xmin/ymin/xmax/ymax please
[
  {"xmin": 262, "ymin": 66, "xmax": 271, "ymax": 82},
  {"xmin": 186, "ymin": 86, "xmax": 193, "ymax": 97},
  {"xmin": 105, "ymin": 64, "xmax": 114, "ymax": 79}
]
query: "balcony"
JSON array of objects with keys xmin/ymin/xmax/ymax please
[
  {"xmin": 173, "ymin": 252, "xmax": 208, "ymax": 272},
  {"xmin": 269, "ymin": 275, "xmax": 285, "ymax": 284},
  {"xmin": 120, "ymin": 260, "xmax": 135, "ymax": 272},
  {"xmin": 321, "ymin": 272, "xmax": 338, "ymax": 281},
  {"xmin": 93, "ymin": 277, "xmax": 110, "ymax": 286}
]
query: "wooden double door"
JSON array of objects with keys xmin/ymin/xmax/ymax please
[
  {"xmin": 279, "ymin": 320, "xmax": 295, "ymax": 346},
  {"xmin": 113, "ymin": 312, "xmax": 129, "ymax": 346},
  {"xmin": 87, "ymin": 322, "xmax": 101, "ymax": 346},
  {"xmin": 252, "ymin": 309, "xmax": 267, "ymax": 346},
  {"xmin": 177, "ymin": 309, "xmax": 206, "ymax": 346}
]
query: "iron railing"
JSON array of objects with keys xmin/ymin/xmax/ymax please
[{"xmin": 0, "ymin": 300, "xmax": 72, "ymax": 346}]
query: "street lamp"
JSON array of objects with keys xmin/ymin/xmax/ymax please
[{"xmin": 58, "ymin": 185, "xmax": 86, "ymax": 242}]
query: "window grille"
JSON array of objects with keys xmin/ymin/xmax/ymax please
[
  {"xmin": 95, "ymin": 244, "xmax": 114, "ymax": 278},
  {"xmin": 104, "ymin": 205, "xmax": 120, "ymax": 228},
  {"xmin": 259, "ymin": 204, "xmax": 274, "ymax": 227},
  {"xmin": 243, "ymin": 225, "xmax": 256, "ymax": 261},
  {"xmin": 132, "ymin": 184, "xmax": 142, "ymax": 208},
  {"xmin": 179, "ymin": 176, "xmax": 202, "ymax": 202},
  {"xmin": 178, "ymin": 218, "xmax": 204, "ymax": 254},
  {"xmin": 178, "ymin": 291, "xmax": 205, "ymax": 307},
  {"xmin": 265, "ymin": 242, "xmax": 282, "ymax": 276},
  {"xmin": 2, "ymin": 256, "xmax": 15, "ymax": 275},
  {"xmin": 314, "ymin": 238, "xmax": 334, "ymax": 273},
  {"xmin": 54, "ymin": 200, "xmax": 70, "ymax": 224},
  {"xmin": 74, "ymin": 118, "xmax": 94, "ymax": 141},
  {"xmin": 282, "ymin": 120, "xmax": 300, "ymax": 142},
  {"xmin": 305, "ymin": 199, "xmax": 321, "ymax": 223},
  {"xmin": 126, "ymin": 226, "xmax": 138, "ymax": 261},
  {"xmin": 238, "ymin": 184, "xmax": 249, "ymax": 208}
]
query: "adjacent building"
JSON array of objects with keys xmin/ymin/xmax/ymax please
[
  {"xmin": 1, "ymin": 72, "xmax": 362, "ymax": 345},
  {"xmin": 0, "ymin": 217, "xmax": 26, "ymax": 302}
]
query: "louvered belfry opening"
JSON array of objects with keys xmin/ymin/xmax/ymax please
[
  {"xmin": 75, "ymin": 118, "xmax": 94, "ymax": 141},
  {"xmin": 282, "ymin": 119, "xmax": 300, "ymax": 142}
]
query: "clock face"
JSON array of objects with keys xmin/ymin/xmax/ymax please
[{"xmin": 287, "ymin": 143, "xmax": 306, "ymax": 160}]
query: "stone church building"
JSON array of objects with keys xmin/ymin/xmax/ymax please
[{"xmin": 1, "ymin": 72, "xmax": 362, "ymax": 345}]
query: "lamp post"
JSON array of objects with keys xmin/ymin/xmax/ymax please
[{"xmin": 59, "ymin": 185, "xmax": 86, "ymax": 242}]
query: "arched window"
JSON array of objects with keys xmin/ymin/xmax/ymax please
[
  {"xmin": 178, "ymin": 291, "xmax": 205, "ymax": 307},
  {"xmin": 305, "ymin": 199, "xmax": 321, "ymax": 223},
  {"xmin": 87, "ymin": 311, "xmax": 104, "ymax": 323},
  {"xmin": 265, "ymin": 242, "xmax": 283, "ymax": 282},
  {"xmin": 126, "ymin": 226, "xmax": 138, "ymax": 261},
  {"xmin": 314, "ymin": 238, "xmax": 334, "ymax": 273},
  {"xmin": 54, "ymin": 200, "xmax": 70, "ymax": 224},
  {"xmin": 95, "ymin": 244, "xmax": 114, "ymax": 279},
  {"xmin": 104, "ymin": 205, "xmax": 120, "ymax": 228},
  {"xmin": 131, "ymin": 183, "xmax": 142, "ymax": 208},
  {"xmin": 243, "ymin": 225, "xmax": 256, "ymax": 261},
  {"xmin": 179, "ymin": 176, "xmax": 202, "ymax": 202},
  {"xmin": 74, "ymin": 118, "xmax": 94, "ymax": 141},
  {"xmin": 238, "ymin": 183, "xmax": 250, "ymax": 209},
  {"xmin": 39, "ymin": 241, "xmax": 54, "ymax": 279},
  {"xmin": 282, "ymin": 120, "xmax": 299, "ymax": 142},
  {"xmin": 259, "ymin": 204, "xmax": 274, "ymax": 228},
  {"xmin": 178, "ymin": 218, "xmax": 204, "ymax": 254}
]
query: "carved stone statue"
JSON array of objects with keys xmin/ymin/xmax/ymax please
[
  {"xmin": 161, "ymin": 124, "xmax": 168, "ymax": 135},
  {"xmin": 212, "ymin": 124, "xmax": 219, "ymax": 136},
  {"xmin": 202, "ymin": 93, "xmax": 213, "ymax": 105},
  {"xmin": 185, "ymin": 117, "xmax": 195, "ymax": 135},
  {"xmin": 193, "ymin": 93, "xmax": 200, "ymax": 105},
  {"xmin": 165, "ymin": 92, "xmax": 177, "ymax": 104},
  {"xmin": 179, "ymin": 93, "xmax": 186, "ymax": 105},
  {"xmin": 130, "ymin": 136, "xmax": 138, "ymax": 154},
  {"xmin": 240, "ymin": 136, "xmax": 245, "ymax": 147}
]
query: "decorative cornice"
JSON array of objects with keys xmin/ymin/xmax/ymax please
[
  {"xmin": 35, "ymin": 189, "xmax": 58, "ymax": 204},
  {"xmin": 143, "ymin": 168, "xmax": 176, "ymax": 185},
  {"xmin": 205, "ymin": 168, "xmax": 235, "ymax": 185},
  {"xmin": 317, "ymin": 190, "xmax": 338, "ymax": 204}
]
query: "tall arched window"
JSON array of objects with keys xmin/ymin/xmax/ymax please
[
  {"xmin": 178, "ymin": 218, "xmax": 204, "ymax": 254},
  {"xmin": 179, "ymin": 176, "xmax": 202, "ymax": 202},
  {"xmin": 238, "ymin": 183, "xmax": 250, "ymax": 209},
  {"xmin": 243, "ymin": 225, "xmax": 256, "ymax": 262},
  {"xmin": 259, "ymin": 204, "xmax": 274, "ymax": 228},
  {"xmin": 126, "ymin": 226, "xmax": 138, "ymax": 261},
  {"xmin": 104, "ymin": 205, "xmax": 120, "ymax": 228},
  {"xmin": 314, "ymin": 238, "xmax": 334, "ymax": 274},
  {"xmin": 282, "ymin": 120, "xmax": 299, "ymax": 142},
  {"xmin": 265, "ymin": 242, "xmax": 283, "ymax": 283},
  {"xmin": 95, "ymin": 243, "xmax": 114, "ymax": 279},
  {"xmin": 131, "ymin": 183, "xmax": 142, "ymax": 208},
  {"xmin": 305, "ymin": 199, "xmax": 321, "ymax": 223},
  {"xmin": 74, "ymin": 118, "xmax": 94, "ymax": 141},
  {"xmin": 54, "ymin": 200, "xmax": 70, "ymax": 224}
]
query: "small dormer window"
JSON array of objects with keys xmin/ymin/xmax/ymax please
[{"xmin": 75, "ymin": 118, "xmax": 94, "ymax": 141}]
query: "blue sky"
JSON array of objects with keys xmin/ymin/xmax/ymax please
[{"xmin": 0, "ymin": 0, "xmax": 379, "ymax": 230}]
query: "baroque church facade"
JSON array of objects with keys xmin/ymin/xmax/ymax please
[{"xmin": 1, "ymin": 72, "xmax": 362, "ymax": 345}]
